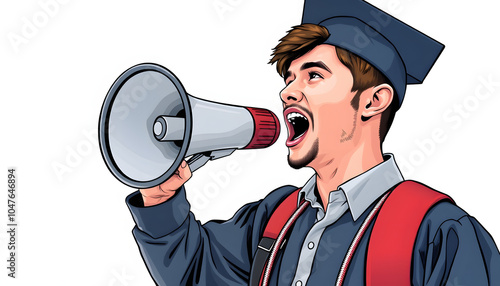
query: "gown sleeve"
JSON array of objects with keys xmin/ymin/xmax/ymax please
[
  {"xmin": 125, "ymin": 185, "xmax": 296, "ymax": 285},
  {"xmin": 412, "ymin": 201, "xmax": 500, "ymax": 286}
]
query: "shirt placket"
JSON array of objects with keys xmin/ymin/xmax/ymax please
[{"xmin": 291, "ymin": 192, "xmax": 348, "ymax": 286}]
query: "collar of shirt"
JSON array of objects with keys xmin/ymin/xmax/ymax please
[{"xmin": 298, "ymin": 153, "xmax": 404, "ymax": 221}]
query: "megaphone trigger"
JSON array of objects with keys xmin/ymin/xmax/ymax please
[{"xmin": 186, "ymin": 149, "xmax": 236, "ymax": 172}]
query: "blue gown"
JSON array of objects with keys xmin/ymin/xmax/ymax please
[{"xmin": 126, "ymin": 185, "xmax": 500, "ymax": 285}]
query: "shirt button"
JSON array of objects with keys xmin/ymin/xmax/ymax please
[
  {"xmin": 295, "ymin": 280, "xmax": 303, "ymax": 286},
  {"xmin": 308, "ymin": 242, "xmax": 315, "ymax": 249}
]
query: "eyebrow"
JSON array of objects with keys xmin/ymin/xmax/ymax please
[
  {"xmin": 284, "ymin": 61, "xmax": 332, "ymax": 81},
  {"xmin": 301, "ymin": 61, "xmax": 332, "ymax": 73}
]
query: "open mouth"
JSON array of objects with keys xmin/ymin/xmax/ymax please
[{"xmin": 285, "ymin": 108, "xmax": 310, "ymax": 147}]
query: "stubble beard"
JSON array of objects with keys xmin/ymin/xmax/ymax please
[{"xmin": 288, "ymin": 138, "xmax": 319, "ymax": 169}]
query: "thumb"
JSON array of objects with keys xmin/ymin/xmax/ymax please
[{"xmin": 160, "ymin": 160, "xmax": 192, "ymax": 191}]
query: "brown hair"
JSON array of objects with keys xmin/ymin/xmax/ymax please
[{"xmin": 269, "ymin": 24, "xmax": 397, "ymax": 142}]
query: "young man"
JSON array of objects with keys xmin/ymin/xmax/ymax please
[{"xmin": 126, "ymin": 0, "xmax": 500, "ymax": 285}]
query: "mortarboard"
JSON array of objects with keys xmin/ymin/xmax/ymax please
[{"xmin": 301, "ymin": 0, "xmax": 444, "ymax": 108}]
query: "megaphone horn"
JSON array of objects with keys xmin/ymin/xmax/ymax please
[{"xmin": 99, "ymin": 63, "xmax": 280, "ymax": 189}]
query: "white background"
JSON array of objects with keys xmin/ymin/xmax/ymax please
[{"xmin": 1, "ymin": 0, "xmax": 499, "ymax": 285}]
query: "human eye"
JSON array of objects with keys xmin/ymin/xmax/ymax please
[{"xmin": 308, "ymin": 71, "xmax": 323, "ymax": 81}]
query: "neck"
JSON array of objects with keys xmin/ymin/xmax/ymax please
[{"xmin": 314, "ymin": 139, "xmax": 383, "ymax": 210}]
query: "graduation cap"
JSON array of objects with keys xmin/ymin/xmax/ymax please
[{"xmin": 301, "ymin": 0, "xmax": 444, "ymax": 108}]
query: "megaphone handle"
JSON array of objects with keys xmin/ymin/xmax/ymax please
[
  {"xmin": 186, "ymin": 153, "xmax": 211, "ymax": 172},
  {"xmin": 187, "ymin": 149, "xmax": 236, "ymax": 172}
]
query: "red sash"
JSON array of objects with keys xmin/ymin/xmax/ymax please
[{"xmin": 250, "ymin": 180, "xmax": 453, "ymax": 285}]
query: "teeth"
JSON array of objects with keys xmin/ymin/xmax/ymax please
[
  {"xmin": 286, "ymin": 112, "xmax": 307, "ymax": 122},
  {"xmin": 294, "ymin": 132, "xmax": 305, "ymax": 140}
]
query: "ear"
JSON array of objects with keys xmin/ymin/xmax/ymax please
[{"xmin": 361, "ymin": 84, "xmax": 394, "ymax": 119}]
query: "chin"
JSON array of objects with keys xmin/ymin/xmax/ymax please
[{"xmin": 287, "ymin": 139, "xmax": 319, "ymax": 169}]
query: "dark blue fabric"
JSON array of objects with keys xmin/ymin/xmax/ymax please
[
  {"xmin": 126, "ymin": 185, "xmax": 500, "ymax": 285},
  {"xmin": 300, "ymin": 0, "xmax": 445, "ymax": 108}
]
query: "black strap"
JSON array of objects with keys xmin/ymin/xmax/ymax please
[
  {"xmin": 249, "ymin": 237, "xmax": 275, "ymax": 286},
  {"xmin": 249, "ymin": 188, "xmax": 304, "ymax": 285}
]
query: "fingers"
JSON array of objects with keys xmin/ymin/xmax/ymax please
[
  {"xmin": 139, "ymin": 161, "xmax": 192, "ymax": 206},
  {"xmin": 164, "ymin": 160, "xmax": 191, "ymax": 190},
  {"xmin": 178, "ymin": 160, "xmax": 192, "ymax": 181}
]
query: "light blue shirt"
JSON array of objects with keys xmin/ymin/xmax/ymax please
[{"xmin": 291, "ymin": 154, "xmax": 404, "ymax": 286}]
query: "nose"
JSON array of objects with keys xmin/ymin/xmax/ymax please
[{"xmin": 280, "ymin": 81, "xmax": 304, "ymax": 104}]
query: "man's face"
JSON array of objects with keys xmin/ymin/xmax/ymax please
[{"xmin": 281, "ymin": 44, "xmax": 358, "ymax": 170}]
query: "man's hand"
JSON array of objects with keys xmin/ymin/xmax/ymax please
[{"xmin": 140, "ymin": 160, "xmax": 192, "ymax": 207}]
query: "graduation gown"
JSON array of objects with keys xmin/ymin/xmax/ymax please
[{"xmin": 126, "ymin": 184, "xmax": 500, "ymax": 285}]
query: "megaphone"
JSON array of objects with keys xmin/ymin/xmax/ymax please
[{"xmin": 99, "ymin": 63, "xmax": 280, "ymax": 189}]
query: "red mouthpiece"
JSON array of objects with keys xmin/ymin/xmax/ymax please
[{"xmin": 244, "ymin": 107, "xmax": 280, "ymax": 149}]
